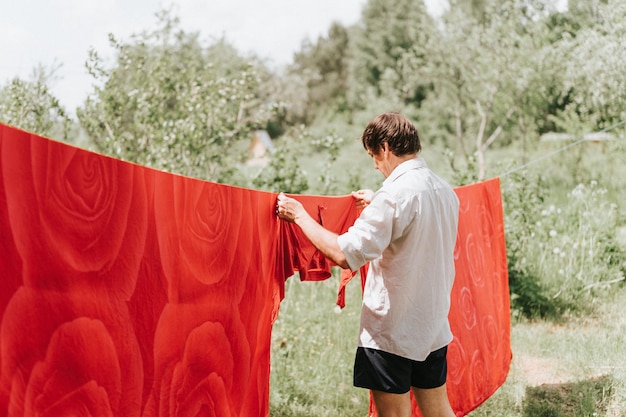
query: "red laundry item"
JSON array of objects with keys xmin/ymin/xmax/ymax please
[
  {"xmin": 277, "ymin": 195, "xmax": 368, "ymax": 308},
  {"xmin": 0, "ymin": 123, "xmax": 511, "ymax": 417},
  {"xmin": 365, "ymin": 178, "xmax": 512, "ymax": 417}
]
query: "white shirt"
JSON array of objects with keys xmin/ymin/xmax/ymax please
[{"xmin": 337, "ymin": 156, "xmax": 459, "ymax": 361}]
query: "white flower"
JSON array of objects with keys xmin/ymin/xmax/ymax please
[
  {"xmin": 553, "ymin": 247, "xmax": 561, "ymax": 254},
  {"xmin": 549, "ymin": 230, "xmax": 558, "ymax": 237}
]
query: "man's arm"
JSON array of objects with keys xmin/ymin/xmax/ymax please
[{"xmin": 276, "ymin": 193, "xmax": 350, "ymax": 270}]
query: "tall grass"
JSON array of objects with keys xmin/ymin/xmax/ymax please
[
  {"xmin": 503, "ymin": 173, "xmax": 624, "ymax": 318},
  {"xmin": 270, "ymin": 274, "xmax": 369, "ymax": 417}
]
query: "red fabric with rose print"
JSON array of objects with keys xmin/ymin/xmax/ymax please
[
  {"xmin": 366, "ymin": 178, "xmax": 512, "ymax": 417},
  {"xmin": 0, "ymin": 124, "xmax": 360, "ymax": 417},
  {"xmin": 0, "ymin": 123, "xmax": 511, "ymax": 417}
]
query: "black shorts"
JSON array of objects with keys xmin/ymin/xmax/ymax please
[{"xmin": 353, "ymin": 346, "xmax": 448, "ymax": 394}]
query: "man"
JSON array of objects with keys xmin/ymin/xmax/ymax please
[{"xmin": 276, "ymin": 112, "xmax": 459, "ymax": 417}]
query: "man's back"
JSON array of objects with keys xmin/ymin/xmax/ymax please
[{"xmin": 354, "ymin": 156, "xmax": 460, "ymax": 361}]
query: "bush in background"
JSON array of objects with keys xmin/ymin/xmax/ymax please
[{"xmin": 503, "ymin": 171, "xmax": 625, "ymax": 319}]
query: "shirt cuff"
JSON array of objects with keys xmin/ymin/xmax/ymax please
[{"xmin": 337, "ymin": 233, "xmax": 366, "ymax": 272}]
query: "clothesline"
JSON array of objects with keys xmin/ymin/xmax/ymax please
[{"xmin": 498, "ymin": 118, "xmax": 626, "ymax": 178}]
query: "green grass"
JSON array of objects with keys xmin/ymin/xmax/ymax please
[
  {"xmin": 270, "ymin": 273, "xmax": 368, "ymax": 417},
  {"xmin": 523, "ymin": 375, "xmax": 615, "ymax": 417},
  {"xmin": 468, "ymin": 285, "xmax": 626, "ymax": 416}
]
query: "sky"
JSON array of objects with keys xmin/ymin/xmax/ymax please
[
  {"xmin": 0, "ymin": 0, "xmax": 447, "ymax": 114},
  {"xmin": 1, "ymin": 0, "xmax": 568, "ymax": 115}
]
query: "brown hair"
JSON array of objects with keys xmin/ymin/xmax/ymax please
[{"xmin": 360, "ymin": 112, "xmax": 421, "ymax": 156}]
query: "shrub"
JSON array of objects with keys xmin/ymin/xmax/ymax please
[{"xmin": 503, "ymin": 172, "xmax": 625, "ymax": 319}]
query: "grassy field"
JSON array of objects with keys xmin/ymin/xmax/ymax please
[{"xmin": 472, "ymin": 285, "xmax": 626, "ymax": 416}]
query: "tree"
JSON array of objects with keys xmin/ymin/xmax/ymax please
[
  {"xmin": 347, "ymin": 0, "xmax": 437, "ymax": 109},
  {"xmin": 554, "ymin": 0, "xmax": 626, "ymax": 132},
  {"xmin": 290, "ymin": 22, "xmax": 351, "ymax": 123},
  {"xmin": 0, "ymin": 65, "xmax": 71, "ymax": 140},
  {"xmin": 412, "ymin": 1, "xmax": 549, "ymax": 181},
  {"xmin": 78, "ymin": 9, "xmax": 270, "ymax": 183}
]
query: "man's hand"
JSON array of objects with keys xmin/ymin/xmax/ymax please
[
  {"xmin": 276, "ymin": 192, "xmax": 306, "ymax": 223},
  {"xmin": 351, "ymin": 189, "xmax": 374, "ymax": 210}
]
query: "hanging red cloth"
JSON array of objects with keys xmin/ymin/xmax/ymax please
[
  {"xmin": 0, "ymin": 123, "xmax": 510, "ymax": 417},
  {"xmin": 364, "ymin": 178, "xmax": 512, "ymax": 417}
]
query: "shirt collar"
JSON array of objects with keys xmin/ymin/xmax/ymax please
[{"xmin": 383, "ymin": 156, "xmax": 427, "ymax": 186}]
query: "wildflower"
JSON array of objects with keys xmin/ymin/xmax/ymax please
[
  {"xmin": 571, "ymin": 184, "xmax": 585, "ymax": 197},
  {"xmin": 549, "ymin": 230, "xmax": 557, "ymax": 237}
]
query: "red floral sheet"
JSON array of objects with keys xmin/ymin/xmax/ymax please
[{"xmin": 0, "ymin": 123, "xmax": 510, "ymax": 417}]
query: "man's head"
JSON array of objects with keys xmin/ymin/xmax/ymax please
[{"xmin": 360, "ymin": 112, "xmax": 422, "ymax": 157}]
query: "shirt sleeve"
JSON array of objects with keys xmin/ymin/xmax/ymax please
[{"xmin": 337, "ymin": 190, "xmax": 396, "ymax": 271}]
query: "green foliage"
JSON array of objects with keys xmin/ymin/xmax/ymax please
[
  {"xmin": 290, "ymin": 22, "xmax": 351, "ymax": 124},
  {"xmin": 251, "ymin": 146, "xmax": 309, "ymax": 194},
  {"xmin": 534, "ymin": 182, "xmax": 624, "ymax": 301},
  {"xmin": 502, "ymin": 169, "xmax": 625, "ymax": 319},
  {"xmin": 347, "ymin": 0, "xmax": 435, "ymax": 108},
  {"xmin": 311, "ymin": 132, "xmax": 344, "ymax": 195},
  {"xmin": 416, "ymin": 1, "xmax": 541, "ymax": 180},
  {"xmin": 502, "ymin": 172, "xmax": 564, "ymax": 318},
  {"xmin": 555, "ymin": 0, "xmax": 626, "ymax": 131},
  {"xmin": 252, "ymin": 129, "xmax": 310, "ymax": 194},
  {"xmin": 0, "ymin": 66, "xmax": 71, "ymax": 140},
  {"xmin": 77, "ymin": 9, "xmax": 269, "ymax": 182},
  {"xmin": 444, "ymin": 149, "xmax": 479, "ymax": 186}
]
